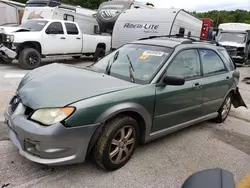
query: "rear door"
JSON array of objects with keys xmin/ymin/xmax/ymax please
[
  {"xmin": 198, "ymin": 48, "xmax": 231, "ymax": 116},
  {"xmin": 64, "ymin": 22, "xmax": 82, "ymax": 54}
]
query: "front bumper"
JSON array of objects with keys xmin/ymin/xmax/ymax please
[
  {"xmin": 4, "ymin": 105, "xmax": 99, "ymax": 166},
  {"xmin": 0, "ymin": 44, "xmax": 17, "ymax": 62}
]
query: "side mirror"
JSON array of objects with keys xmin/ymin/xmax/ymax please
[
  {"xmin": 163, "ymin": 75, "xmax": 185, "ymax": 86},
  {"xmin": 94, "ymin": 25, "xmax": 101, "ymax": 34}
]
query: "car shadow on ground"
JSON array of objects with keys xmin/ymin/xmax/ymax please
[{"xmin": 0, "ymin": 57, "xmax": 94, "ymax": 70}]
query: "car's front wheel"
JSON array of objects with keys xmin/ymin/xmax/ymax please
[
  {"xmin": 93, "ymin": 115, "xmax": 139, "ymax": 171},
  {"xmin": 213, "ymin": 95, "xmax": 232, "ymax": 123}
]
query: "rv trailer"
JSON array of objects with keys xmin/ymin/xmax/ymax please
[
  {"xmin": 0, "ymin": 0, "xmax": 25, "ymax": 26},
  {"xmin": 111, "ymin": 8, "xmax": 203, "ymax": 50},
  {"xmin": 216, "ymin": 23, "xmax": 250, "ymax": 64},
  {"xmin": 96, "ymin": 0, "xmax": 154, "ymax": 33},
  {"xmin": 21, "ymin": 4, "xmax": 99, "ymax": 35}
]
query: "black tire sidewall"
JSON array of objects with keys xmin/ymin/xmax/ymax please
[
  {"xmin": 19, "ymin": 48, "xmax": 41, "ymax": 70},
  {"xmin": 94, "ymin": 48, "xmax": 105, "ymax": 61},
  {"xmin": 95, "ymin": 116, "xmax": 139, "ymax": 171},
  {"xmin": 215, "ymin": 95, "xmax": 232, "ymax": 123}
]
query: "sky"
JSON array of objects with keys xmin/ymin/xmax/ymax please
[{"xmin": 138, "ymin": 0, "xmax": 250, "ymax": 12}]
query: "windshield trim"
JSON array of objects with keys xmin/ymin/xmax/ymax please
[{"xmin": 90, "ymin": 43, "xmax": 174, "ymax": 85}]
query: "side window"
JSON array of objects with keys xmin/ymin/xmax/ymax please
[
  {"xmin": 65, "ymin": 23, "xmax": 79, "ymax": 35},
  {"xmin": 199, "ymin": 49, "xmax": 227, "ymax": 75},
  {"xmin": 167, "ymin": 49, "xmax": 201, "ymax": 79},
  {"xmin": 218, "ymin": 49, "xmax": 236, "ymax": 71},
  {"xmin": 63, "ymin": 14, "xmax": 74, "ymax": 22},
  {"xmin": 45, "ymin": 22, "xmax": 64, "ymax": 34}
]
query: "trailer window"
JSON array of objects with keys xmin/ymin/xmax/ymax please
[
  {"xmin": 65, "ymin": 23, "xmax": 79, "ymax": 35},
  {"xmin": 64, "ymin": 14, "xmax": 74, "ymax": 22}
]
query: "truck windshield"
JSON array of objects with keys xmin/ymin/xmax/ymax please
[
  {"xmin": 19, "ymin": 20, "xmax": 49, "ymax": 31},
  {"xmin": 217, "ymin": 32, "xmax": 246, "ymax": 44},
  {"xmin": 90, "ymin": 43, "xmax": 173, "ymax": 84}
]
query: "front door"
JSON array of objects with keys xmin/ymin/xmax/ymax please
[
  {"xmin": 42, "ymin": 21, "xmax": 67, "ymax": 55},
  {"xmin": 153, "ymin": 49, "xmax": 203, "ymax": 132}
]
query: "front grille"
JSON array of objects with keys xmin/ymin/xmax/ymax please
[{"xmin": 223, "ymin": 46, "xmax": 237, "ymax": 57}]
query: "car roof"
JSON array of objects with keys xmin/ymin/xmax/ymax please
[{"xmin": 131, "ymin": 36, "xmax": 223, "ymax": 50}]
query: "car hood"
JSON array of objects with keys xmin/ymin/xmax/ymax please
[
  {"xmin": 218, "ymin": 41, "xmax": 245, "ymax": 48},
  {"xmin": 0, "ymin": 27, "xmax": 31, "ymax": 34},
  {"xmin": 17, "ymin": 63, "xmax": 137, "ymax": 109}
]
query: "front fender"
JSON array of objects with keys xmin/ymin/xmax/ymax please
[
  {"xmin": 95, "ymin": 102, "xmax": 152, "ymax": 125},
  {"xmin": 86, "ymin": 102, "xmax": 153, "ymax": 154}
]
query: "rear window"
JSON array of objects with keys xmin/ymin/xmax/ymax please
[
  {"xmin": 65, "ymin": 23, "xmax": 79, "ymax": 35},
  {"xmin": 218, "ymin": 49, "xmax": 236, "ymax": 71}
]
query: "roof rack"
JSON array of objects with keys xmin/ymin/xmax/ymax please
[{"xmin": 138, "ymin": 34, "xmax": 222, "ymax": 46}]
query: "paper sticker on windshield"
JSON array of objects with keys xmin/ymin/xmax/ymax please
[
  {"xmin": 140, "ymin": 54, "xmax": 149, "ymax": 60},
  {"xmin": 38, "ymin": 22, "xmax": 46, "ymax": 25},
  {"xmin": 143, "ymin": 51, "xmax": 165, "ymax": 56}
]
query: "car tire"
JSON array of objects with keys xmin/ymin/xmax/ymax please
[
  {"xmin": 93, "ymin": 47, "xmax": 105, "ymax": 62},
  {"xmin": 18, "ymin": 48, "xmax": 41, "ymax": 70},
  {"xmin": 72, "ymin": 56, "xmax": 81, "ymax": 59},
  {"xmin": 93, "ymin": 115, "xmax": 139, "ymax": 171},
  {"xmin": 213, "ymin": 95, "xmax": 232, "ymax": 123}
]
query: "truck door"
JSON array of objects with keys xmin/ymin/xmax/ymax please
[
  {"xmin": 42, "ymin": 21, "xmax": 67, "ymax": 55},
  {"xmin": 64, "ymin": 22, "xmax": 82, "ymax": 54}
]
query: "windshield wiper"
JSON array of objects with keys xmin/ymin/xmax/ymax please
[
  {"xmin": 106, "ymin": 50, "xmax": 119, "ymax": 75},
  {"xmin": 126, "ymin": 54, "xmax": 135, "ymax": 83}
]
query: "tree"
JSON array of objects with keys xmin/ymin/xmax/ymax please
[{"xmin": 191, "ymin": 9, "xmax": 250, "ymax": 28}]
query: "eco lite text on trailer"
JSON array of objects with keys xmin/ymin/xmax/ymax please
[
  {"xmin": 96, "ymin": 0, "xmax": 154, "ymax": 33},
  {"xmin": 216, "ymin": 23, "xmax": 250, "ymax": 64},
  {"xmin": 111, "ymin": 8, "xmax": 205, "ymax": 50},
  {"xmin": 21, "ymin": 4, "xmax": 99, "ymax": 35}
]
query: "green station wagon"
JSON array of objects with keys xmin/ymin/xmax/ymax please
[{"xmin": 5, "ymin": 36, "xmax": 247, "ymax": 171}]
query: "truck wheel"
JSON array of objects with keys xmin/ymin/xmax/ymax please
[
  {"xmin": 93, "ymin": 47, "xmax": 105, "ymax": 61},
  {"xmin": 18, "ymin": 48, "xmax": 41, "ymax": 70},
  {"xmin": 72, "ymin": 56, "xmax": 81, "ymax": 59},
  {"xmin": 212, "ymin": 95, "xmax": 232, "ymax": 123},
  {"xmin": 93, "ymin": 115, "xmax": 139, "ymax": 171}
]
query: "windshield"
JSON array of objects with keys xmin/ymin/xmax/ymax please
[
  {"xmin": 90, "ymin": 43, "xmax": 173, "ymax": 84},
  {"xmin": 19, "ymin": 20, "xmax": 49, "ymax": 31},
  {"xmin": 217, "ymin": 32, "xmax": 246, "ymax": 44}
]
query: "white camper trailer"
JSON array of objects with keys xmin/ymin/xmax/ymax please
[
  {"xmin": 21, "ymin": 5, "xmax": 99, "ymax": 34},
  {"xmin": 111, "ymin": 8, "xmax": 203, "ymax": 50},
  {"xmin": 0, "ymin": 0, "xmax": 25, "ymax": 26},
  {"xmin": 216, "ymin": 23, "xmax": 250, "ymax": 64},
  {"xmin": 96, "ymin": 0, "xmax": 154, "ymax": 33}
]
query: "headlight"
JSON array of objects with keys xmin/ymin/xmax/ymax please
[
  {"xmin": 30, "ymin": 107, "xmax": 75, "ymax": 125},
  {"xmin": 3, "ymin": 35, "xmax": 14, "ymax": 43}
]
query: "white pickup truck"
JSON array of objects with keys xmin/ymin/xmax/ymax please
[{"xmin": 0, "ymin": 19, "xmax": 111, "ymax": 69}]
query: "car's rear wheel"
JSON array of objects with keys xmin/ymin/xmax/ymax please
[
  {"xmin": 213, "ymin": 95, "xmax": 232, "ymax": 123},
  {"xmin": 93, "ymin": 116, "xmax": 139, "ymax": 171}
]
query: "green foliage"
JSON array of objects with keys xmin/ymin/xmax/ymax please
[
  {"xmin": 12, "ymin": 0, "xmax": 104, "ymax": 9},
  {"xmin": 191, "ymin": 10, "xmax": 250, "ymax": 28}
]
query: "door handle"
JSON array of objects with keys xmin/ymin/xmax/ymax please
[
  {"xmin": 76, "ymin": 37, "xmax": 81, "ymax": 40},
  {"xmin": 192, "ymin": 83, "xmax": 202, "ymax": 89},
  {"xmin": 60, "ymin": 37, "xmax": 66, "ymax": 39}
]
